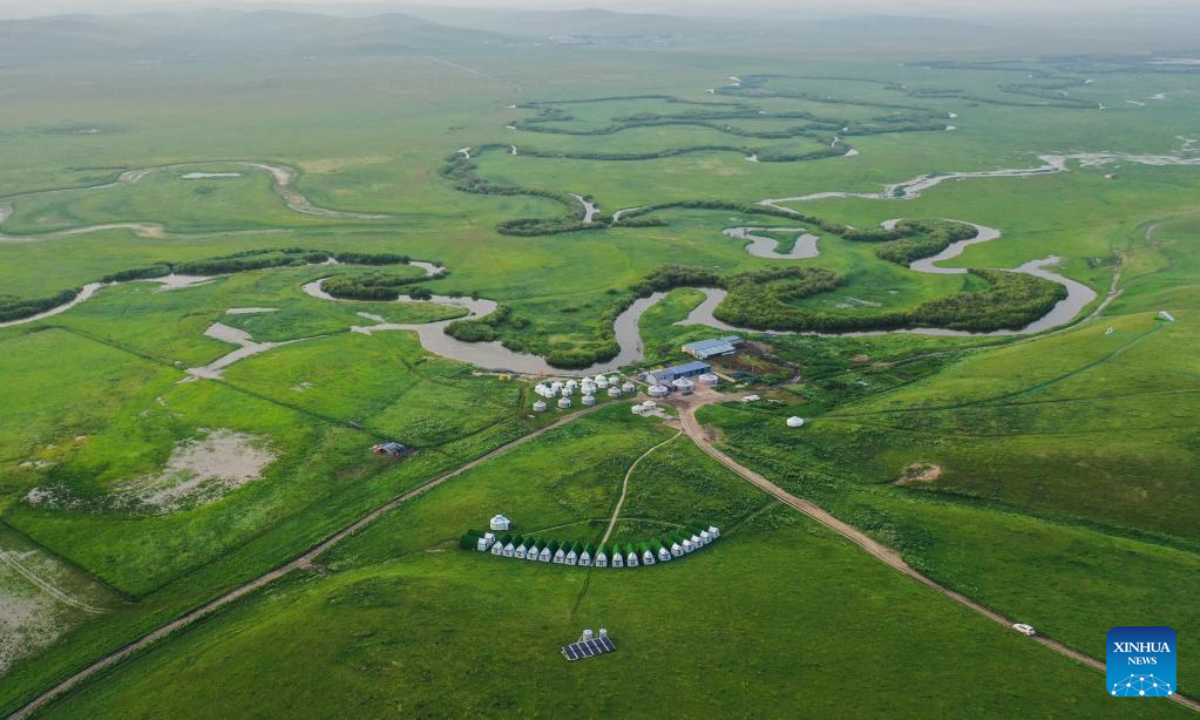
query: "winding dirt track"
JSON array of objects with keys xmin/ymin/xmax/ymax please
[
  {"xmin": 8, "ymin": 407, "xmax": 602, "ymax": 720},
  {"xmin": 600, "ymin": 431, "xmax": 681, "ymax": 545},
  {"xmin": 674, "ymin": 392, "xmax": 1200, "ymax": 714}
]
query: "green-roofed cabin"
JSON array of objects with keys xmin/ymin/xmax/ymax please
[
  {"xmin": 461, "ymin": 530, "xmax": 484, "ymax": 551},
  {"xmin": 638, "ymin": 542, "xmax": 656, "ymax": 566},
  {"xmin": 579, "ymin": 542, "xmax": 595, "ymax": 567},
  {"xmin": 624, "ymin": 544, "xmax": 639, "ymax": 568},
  {"xmin": 594, "ymin": 544, "xmax": 609, "ymax": 568}
]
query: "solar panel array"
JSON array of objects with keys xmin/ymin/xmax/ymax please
[{"xmin": 561, "ymin": 636, "xmax": 616, "ymax": 661}]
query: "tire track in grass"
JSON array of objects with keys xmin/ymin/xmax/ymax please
[
  {"xmin": 0, "ymin": 552, "xmax": 105, "ymax": 614},
  {"xmin": 828, "ymin": 324, "xmax": 1166, "ymax": 418}
]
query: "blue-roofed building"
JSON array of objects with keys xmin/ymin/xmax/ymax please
[
  {"xmin": 650, "ymin": 360, "xmax": 712, "ymax": 384},
  {"xmin": 682, "ymin": 336, "xmax": 743, "ymax": 360}
]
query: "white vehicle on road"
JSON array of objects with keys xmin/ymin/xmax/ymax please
[{"xmin": 1012, "ymin": 623, "xmax": 1036, "ymax": 637}]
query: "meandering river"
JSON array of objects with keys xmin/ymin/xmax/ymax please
[{"xmin": 14, "ymin": 147, "xmax": 1199, "ymax": 373}]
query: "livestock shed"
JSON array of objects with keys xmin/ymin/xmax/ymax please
[
  {"xmin": 682, "ymin": 336, "xmax": 743, "ymax": 360},
  {"xmin": 372, "ymin": 442, "xmax": 410, "ymax": 457},
  {"xmin": 650, "ymin": 361, "xmax": 713, "ymax": 384}
]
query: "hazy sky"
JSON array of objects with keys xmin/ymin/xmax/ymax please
[{"xmin": 0, "ymin": 0, "xmax": 1179, "ymax": 18}]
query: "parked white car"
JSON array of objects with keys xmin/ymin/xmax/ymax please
[{"xmin": 1012, "ymin": 623, "xmax": 1036, "ymax": 637}]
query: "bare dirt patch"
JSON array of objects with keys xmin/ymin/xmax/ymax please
[
  {"xmin": 25, "ymin": 429, "xmax": 276, "ymax": 515},
  {"xmin": 0, "ymin": 545, "xmax": 110, "ymax": 676},
  {"xmin": 0, "ymin": 586, "xmax": 61, "ymax": 676},
  {"xmin": 115, "ymin": 429, "xmax": 275, "ymax": 513},
  {"xmin": 894, "ymin": 462, "xmax": 943, "ymax": 486}
]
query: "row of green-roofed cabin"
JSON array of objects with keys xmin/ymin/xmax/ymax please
[{"xmin": 468, "ymin": 524, "xmax": 721, "ymax": 566}]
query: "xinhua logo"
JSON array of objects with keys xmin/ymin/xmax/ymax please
[{"xmin": 1107, "ymin": 626, "xmax": 1176, "ymax": 697}]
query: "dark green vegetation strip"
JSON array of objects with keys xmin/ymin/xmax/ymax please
[{"xmin": 0, "ymin": 248, "xmax": 417, "ymax": 323}]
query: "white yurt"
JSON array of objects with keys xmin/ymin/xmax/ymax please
[
  {"xmin": 672, "ymin": 378, "xmax": 694, "ymax": 395},
  {"xmin": 607, "ymin": 387, "xmax": 622, "ymax": 398},
  {"xmin": 642, "ymin": 400, "xmax": 657, "ymax": 409},
  {"xmin": 631, "ymin": 404, "xmax": 646, "ymax": 416},
  {"xmin": 622, "ymin": 382, "xmax": 637, "ymax": 394},
  {"xmin": 596, "ymin": 377, "xmax": 609, "ymax": 389},
  {"xmin": 699, "ymin": 373, "xmax": 719, "ymax": 386},
  {"xmin": 558, "ymin": 397, "xmax": 572, "ymax": 409},
  {"xmin": 582, "ymin": 394, "xmax": 596, "ymax": 406},
  {"xmin": 648, "ymin": 385, "xmax": 670, "ymax": 398},
  {"xmin": 533, "ymin": 400, "xmax": 547, "ymax": 413},
  {"xmin": 608, "ymin": 375, "xmax": 620, "ymax": 386},
  {"xmin": 786, "ymin": 416, "xmax": 806, "ymax": 428}
]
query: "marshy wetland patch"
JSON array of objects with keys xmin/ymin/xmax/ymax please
[{"xmin": 25, "ymin": 429, "xmax": 277, "ymax": 515}]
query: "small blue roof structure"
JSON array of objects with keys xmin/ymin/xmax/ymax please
[
  {"xmin": 651, "ymin": 360, "xmax": 713, "ymax": 383},
  {"xmin": 373, "ymin": 441, "xmax": 409, "ymax": 457}
]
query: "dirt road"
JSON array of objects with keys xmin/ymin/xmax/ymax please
[
  {"xmin": 674, "ymin": 392, "xmax": 1200, "ymax": 714},
  {"xmin": 8, "ymin": 407, "xmax": 603, "ymax": 720}
]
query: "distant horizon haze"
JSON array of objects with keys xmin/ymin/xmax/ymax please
[{"xmin": 0, "ymin": 0, "xmax": 1196, "ymax": 20}]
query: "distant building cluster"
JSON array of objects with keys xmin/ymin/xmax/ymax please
[
  {"xmin": 532, "ymin": 375, "xmax": 633, "ymax": 412},
  {"xmin": 462, "ymin": 518, "xmax": 720, "ymax": 569}
]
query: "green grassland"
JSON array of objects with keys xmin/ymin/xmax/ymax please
[
  {"xmin": 28, "ymin": 408, "xmax": 1186, "ymax": 719},
  {"xmin": 691, "ymin": 213, "xmax": 1200, "ymax": 691},
  {"xmin": 0, "ymin": 21, "xmax": 1198, "ymax": 719}
]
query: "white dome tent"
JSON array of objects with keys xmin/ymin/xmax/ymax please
[{"xmin": 786, "ymin": 416, "xmax": 806, "ymax": 428}]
